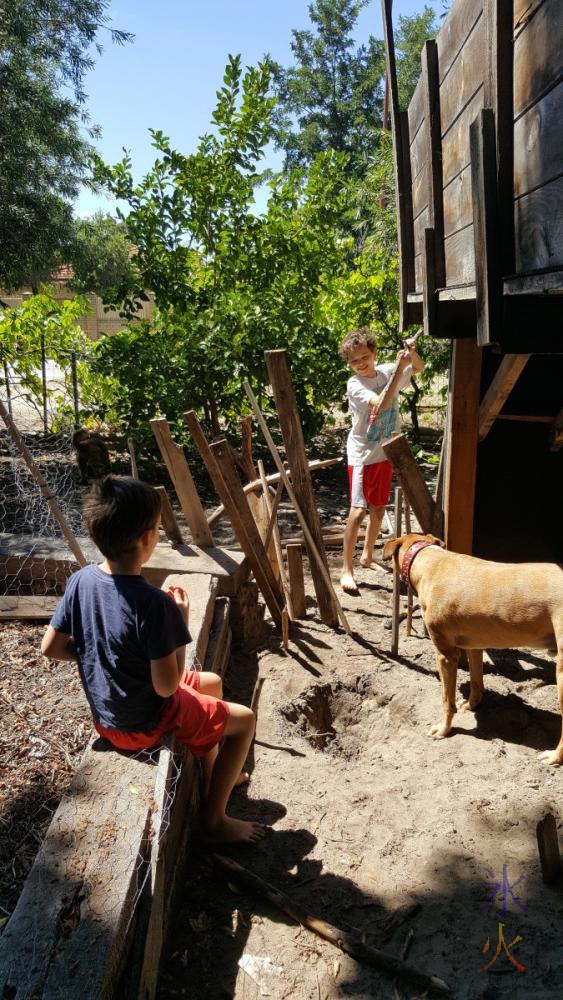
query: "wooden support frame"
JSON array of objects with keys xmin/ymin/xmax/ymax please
[
  {"xmin": 471, "ymin": 109, "xmax": 502, "ymax": 347},
  {"xmin": 381, "ymin": 434, "xmax": 436, "ymax": 534},
  {"xmin": 209, "ymin": 439, "xmax": 284, "ymax": 627},
  {"xmin": 444, "ymin": 339, "xmax": 482, "ymax": 555},
  {"xmin": 264, "ymin": 350, "xmax": 339, "ymax": 628},
  {"xmin": 477, "ymin": 354, "xmax": 531, "ymax": 440},
  {"xmin": 150, "ymin": 418, "xmax": 213, "ymax": 548}
]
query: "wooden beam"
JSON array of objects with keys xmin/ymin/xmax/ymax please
[
  {"xmin": 536, "ymin": 813, "xmax": 562, "ymax": 885},
  {"xmin": 483, "ymin": 0, "xmax": 515, "ymax": 276},
  {"xmin": 550, "ymin": 408, "xmax": 563, "ymax": 451},
  {"xmin": 470, "ymin": 109, "xmax": 502, "ymax": 347},
  {"xmin": 0, "ymin": 595, "xmax": 59, "ymax": 621},
  {"xmin": 206, "ymin": 458, "xmax": 340, "ymax": 526},
  {"xmin": 422, "ymin": 227, "xmax": 437, "ymax": 337},
  {"xmin": 209, "ymin": 439, "xmax": 284, "ymax": 627},
  {"xmin": 444, "ymin": 339, "xmax": 482, "ymax": 554},
  {"xmin": 150, "ymin": 418, "xmax": 213, "ymax": 548},
  {"xmin": 478, "ymin": 354, "xmax": 531, "ymax": 440},
  {"xmin": 391, "ymin": 487, "xmax": 403, "ymax": 655},
  {"xmin": 265, "ymin": 350, "xmax": 339, "ymax": 628},
  {"xmin": 286, "ymin": 543, "xmax": 306, "ymax": 619},
  {"xmin": 381, "ymin": 434, "xmax": 436, "ymax": 533},
  {"xmin": 422, "ymin": 40, "xmax": 445, "ymax": 287},
  {"xmin": 154, "ymin": 486, "xmax": 183, "ymax": 545}
]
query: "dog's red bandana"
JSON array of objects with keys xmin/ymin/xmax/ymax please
[{"xmin": 400, "ymin": 540, "xmax": 439, "ymax": 591}]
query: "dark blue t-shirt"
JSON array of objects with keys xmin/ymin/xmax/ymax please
[{"xmin": 50, "ymin": 564, "xmax": 191, "ymax": 731}]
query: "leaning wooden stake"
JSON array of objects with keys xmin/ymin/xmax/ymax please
[
  {"xmin": 536, "ymin": 813, "xmax": 562, "ymax": 885},
  {"xmin": 391, "ymin": 487, "xmax": 403, "ymax": 655},
  {"xmin": 286, "ymin": 543, "xmax": 306, "ymax": 619},
  {"xmin": 212, "ymin": 854, "xmax": 450, "ymax": 997},
  {"xmin": 258, "ymin": 459, "xmax": 292, "ymax": 617},
  {"xmin": 0, "ymin": 399, "xmax": 87, "ymax": 567},
  {"xmin": 265, "ymin": 350, "xmax": 338, "ymax": 627},
  {"xmin": 127, "ymin": 437, "xmax": 139, "ymax": 479},
  {"xmin": 382, "ymin": 433, "xmax": 436, "ymax": 534},
  {"xmin": 403, "ymin": 500, "xmax": 413, "ymax": 636},
  {"xmin": 244, "ymin": 381, "xmax": 351, "ymax": 634},
  {"xmin": 155, "ymin": 486, "xmax": 183, "ymax": 545},
  {"xmin": 151, "ymin": 417, "xmax": 213, "ymax": 547}
]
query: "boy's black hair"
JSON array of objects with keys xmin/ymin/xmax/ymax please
[
  {"xmin": 83, "ymin": 475, "xmax": 162, "ymax": 560},
  {"xmin": 340, "ymin": 327, "xmax": 377, "ymax": 361}
]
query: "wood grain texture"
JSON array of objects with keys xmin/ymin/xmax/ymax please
[
  {"xmin": 150, "ymin": 418, "xmax": 213, "ymax": 548},
  {"xmin": 514, "ymin": 0, "xmax": 544, "ymax": 33},
  {"xmin": 410, "ymin": 118, "xmax": 429, "ymax": 193},
  {"xmin": 439, "ymin": 14, "xmax": 485, "ymax": 136},
  {"xmin": 478, "ymin": 355, "xmax": 531, "ymax": 440},
  {"xmin": 443, "ymin": 164, "xmax": 474, "ymax": 238},
  {"xmin": 381, "ymin": 435, "xmax": 436, "ymax": 533},
  {"xmin": 155, "ymin": 486, "xmax": 183, "ymax": 546},
  {"xmin": 515, "ymin": 173, "xmax": 563, "ymax": 271},
  {"xmin": 441, "ymin": 87, "xmax": 483, "ymax": 184},
  {"xmin": 471, "ymin": 108, "xmax": 502, "ymax": 346},
  {"xmin": 444, "ymin": 338, "xmax": 482, "ymax": 555},
  {"xmin": 514, "ymin": 78, "xmax": 563, "ymax": 198},
  {"xmin": 407, "ymin": 73, "xmax": 425, "ymax": 143},
  {"xmin": 0, "ymin": 595, "xmax": 59, "ymax": 620},
  {"xmin": 444, "ymin": 225, "xmax": 476, "ymax": 285},
  {"xmin": 437, "ymin": 0, "xmax": 483, "ymax": 82},
  {"xmin": 514, "ymin": 0, "xmax": 563, "ymax": 117},
  {"xmin": 286, "ymin": 543, "xmax": 306, "ymax": 619}
]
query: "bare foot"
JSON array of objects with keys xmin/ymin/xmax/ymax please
[
  {"xmin": 206, "ymin": 816, "xmax": 266, "ymax": 843},
  {"xmin": 340, "ymin": 572, "xmax": 359, "ymax": 594},
  {"xmin": 234, "ymin": 771, "xmax": 250, "ymax": 787}
]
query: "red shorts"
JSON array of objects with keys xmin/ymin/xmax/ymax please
[
  {"xmin": 93, "ymin": 670, "xmax": 230, "ymax": 757},
  {"xmin": 348, "ymin": 461, "xmax": 393, "ymax": 509}
]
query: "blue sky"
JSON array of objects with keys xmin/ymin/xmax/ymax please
[{"xmin": 76, "ymin": 0, "xmax": 439, "ymax": 216}]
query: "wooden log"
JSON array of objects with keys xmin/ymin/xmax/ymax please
[
  {"xmin": 150, "ymin": 418, "xmax": 213, "ymax": 548},
  {"xmin": 155, "ymin": 486, "xmax": 183, "ymax": 545},
  {"xmin": 209, "ymin": 439, "xmax": 284, "ymax": 627},
  {"xmin": 212, "ymin": 854, "xmax": 451, "ymax": 997},
  {"xmin": 536, "ymin": 813, "xmax": 562, "ymax": 885},
  {"xmin": 391, "ymin": 487, "xmax": 403, "ymax": 655},
  {"xmin": 286, "ymin": 542, "xmax": 306, "ymax": 619},
  {"xmin": 471, "ymin": 108, "xmax": 502, "ymax": 348},
  {"xmin": 265, "ymin": 349, "xmax": 338, "ymax": 627},
  {"xmin": 244, "ymin": 380, "xmax": 351, "ymax": 633},
  {"xmin": 478, "ymin": 354, "xmax": 531, "ymax": 441},
  {"xmin": 444, "ymin": 339, "xmax": 481, "ymax": 555},
  {"xmin": 381, "ymin": 434, "xmax": 436, "ymax": 534},
  {"xmin": 206, "ymin": 458, "xmax": 340, "ymax": 526},
  {"xmin": 258, "ymin": 460, "xmax": 291, "ymax": 612},
  {"xmin": 0, "ymin": 399, "xmax": 87, "ymax": 568}
]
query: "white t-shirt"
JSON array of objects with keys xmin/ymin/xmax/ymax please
[{"xmin": 346, "ymin": 362, "xmax": 412, "ymax": 466}]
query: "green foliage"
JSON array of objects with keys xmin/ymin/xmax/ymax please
[
  {"xmin": 0, "ymin": 1, "xmax": 132, "ymax": 290},
  {"xmin": 269, "ymin": 0, "xmax": 385, "ymax": 176},
  {"xmin": 395, "ymin": 6, "xmax": 439, "ymax": 110},
  {"xmin": 89, "ymin": 57, "xmax": 353, "ymax": 445},
  {"xmin": 0, "ymin": 288, "xmax": 91, "ymax": 414},
  {"xmin": 69, "ymin": 212, "xmax": 139, "ymax": 305}
]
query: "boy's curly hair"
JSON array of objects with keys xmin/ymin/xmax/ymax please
[
  {"xmin": 83, "ymin": 475, "xmax": 162, "ymax": 560},
  {"xmin": 339, "ymin": 327, "xmax": 377, "ymax": 362}
]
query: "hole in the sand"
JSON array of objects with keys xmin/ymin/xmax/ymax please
[{"xmin": 280, "ymin": 676, "xmax": 377, "ymax": 755}]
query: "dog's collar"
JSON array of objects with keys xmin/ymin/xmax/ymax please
[{"xmin": 400, "ymin": 540, "xmax": 440, "ymax": 590}]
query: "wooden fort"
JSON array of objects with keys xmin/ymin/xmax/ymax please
[{"xmin": 383, "ymin": 0, "xmax": 563, "ymax": 562}]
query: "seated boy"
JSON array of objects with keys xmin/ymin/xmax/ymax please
[
  {"xmin": 41, "ymin": 475, "xmax": 264, "ymax": 844},
  {"xmin": 339, "ymin": 327, "xmax": 423, "ymax": 593}
]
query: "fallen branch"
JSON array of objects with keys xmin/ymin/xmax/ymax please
[{"xmin": 212, "ymin": 855, "xmax": 450, "ymax": 997}]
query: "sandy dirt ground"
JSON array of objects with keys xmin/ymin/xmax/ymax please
[{"xmin": 158, "ymin": 545, "xmax": 563, "ymax": 1000}]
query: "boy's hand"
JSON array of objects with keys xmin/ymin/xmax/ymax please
[
  {"xmin": 396, "ymin": 347, "xmax": 412, "ymax": 373},
  {"xmin": 167, "ymin": 585, "xmax": 190, "ymax": 625}
]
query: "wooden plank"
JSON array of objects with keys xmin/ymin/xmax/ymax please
[
  {"xmin": 142, "ymin": 543, "xmax": 247, "ymax": 598},
  {"xmin": 514, "ymin": 0, "xmax": 544, "ymax": 32},
  {"xmin": 381, "ymin": 434, "xmax": 436, "ymax": 533},
  {"xmin": 439, "ymin": 15, "xmax": 485, "ymax": 136},
  {"xmin": 536, "ymin": 813, "xmax": 562, "ymax": 885},
  {"xmin": 258, "ymin": 459, "xmax": 290, "ymax": 614},
  {"xmin": 514, "ymin": 0, "xmax": 563, "ymax": 117},
  {"xmin": 483, "ymin": 0, "xmax": 515, "ymax": 276},
  {"xmin": 496, "ymin": 413, "xmax": 552, "ymax": 422},
  {"xmin": 443, "ymin": 164, "xmax": 473, "ymax": 238},
  {"xmin": 441, "ymin": 86, "xmax": 483, "ymax": 185},
  {"xmin": 444, "ymin": 338, "xmax": 481, "ymax": 554},
  {"xmin": 409, "ymin": 121, "xmax": 429, "ymax": 198},
  {"xmin": 515, "ymin": 173, "xmax": 563, "ymax": 272},
  {"xmin": 422, "ymin": 227, "xmax": 437, "ymax": 337},
  {"xmin": 203, "ymin": 597, "xmax": 232, "ymax": 677},
  {"xmin": 150, "ymin": 418, "xmax": 213, "ymax": 548},
  {"xmin": 286, "ymin": 543, "xmax": 306, "ymax": 619},
  {"xmin": 155, "ymin": 486, "xmax": 183, "ymax": 545},
  {"xmin": 471, "ymin": 108, "xmax": 502, "ymax": 347},
  {"xmin": 412, "ymin": 161, "xmax": 429, "ymax": 221},
  {"xmin": 444, "ymin": 225, "xmax": 475, "ymax": 285},
  {"xmin": 209, "ymin": 439, "xmax": 284, "ymax": 627},
  {"xmin": 160, "ymin": 573, "xmax": 218, "ymax": 670},
  {"xmin": 437, "ymin": 0, "xmax": 483, "ymax": 82},
  {"xmin": 478, "ymin": 354, "xmax": 531, "ymax": 440},
  {"xmin": 407, "ymin": 73, "xmax": 425, "ymax": 143},
  {"xmin": 504, "ymin": 270, "xmax": 563, "ymax": 295},
  {"xmin": 413, "ymin": 205, "xmax": 430, "ymax": 257},
  {"xmin": 265, "ymin": 350, "xmax": 339, "ymax": 628},
  {"xmin": 514, "ymin": 78, "xmax": 563, "ymax": 198},
  {"xmin": 391, "ymin": 487, "xmax": 403, "ymax": 655},
  {"xmin": 422, "ymin": 40, "xmax": 445, "ymax": 283},
  {"xmin": 550, "ymin": 408, "xmax": 563, "ymax": 451},
  {"xmin": 0, "ymin": 595, "xmax": 58, "ymax": 620}
]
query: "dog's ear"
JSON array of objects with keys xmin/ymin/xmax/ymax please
[
  {"xmin": 424, "ymin": 534, "xmax": 445, "ymax": 548},
  {"xmin": 382, "ymin": 537, "xmax": 403, "ymax": 561}
]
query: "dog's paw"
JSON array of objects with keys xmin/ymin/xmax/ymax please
[
  {"xmin": 538, "ymin": 749, "xmax": 563, "ymax": 767},
  {"xmin": 459, "ymin": 699, "xmax": 478, "ymax": 713},
  {"xmin": 429, "ymin": 723, "xmax": 450, "ymax": 740}
]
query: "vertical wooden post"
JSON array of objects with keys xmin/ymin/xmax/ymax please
[
  {"xmin": 286, "ymin": 543, "xmax": 306, "ymax": 619},
  {"xmin": 127, "ymin": 437, "xmax": 139, "ymax": 479},
  {"xmin": 391, "ymin": 487, "xmax": 403, "ymax": 655},
  {"xmin": 536, "ymin": 813, "xmax": 561, "ymax": 885},
  {"xmin": 422, "ymin": 227, "xmax": 438, "ymax": 338},
  {"xmin": 422, "ymin": 39, "xmax": 445, "ymax": 288},
  {"xmin": 471, "ymin": 109, "xmax": 502, "ymax": 347},
  {"xmin": 484, "ymin": 0, "xmax": 514, "ymax": 278},
  {"xmin": 150, "ymin": 418, "xmax": 213, "ymax": 548},
  {"xmin": 155, "ymin": 486, "xmax": 183, "ymax": 545},
  {"xmin": 403, "ymin": 502, "xmax": 413, "ymax": 636},
  {"xmin": 264, "ymin": 350, "xmax": 338, "ymax": 627},
  {"xmin": 258, "ymin": 459, "xmax": 290, "ymax": 608},
  {"xmin": 444, "ymin": 340, "xmax": 482, "ymax": 554},
  {"xmin": 210, "ymin": 439, "xmax": 284, "ymax": 627}
]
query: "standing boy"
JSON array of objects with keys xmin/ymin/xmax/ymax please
[
  {"xmin": 340, "ymin": 327, "xmax": 423, "ymax": 593},
  {"xmin": 41, "ymin": 475, "xmax": 264, "ymax": 844}
]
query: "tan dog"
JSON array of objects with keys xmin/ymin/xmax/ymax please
[{"xmin": 382, "ymin": 532, "xmax": 563, "ymax": 765}]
